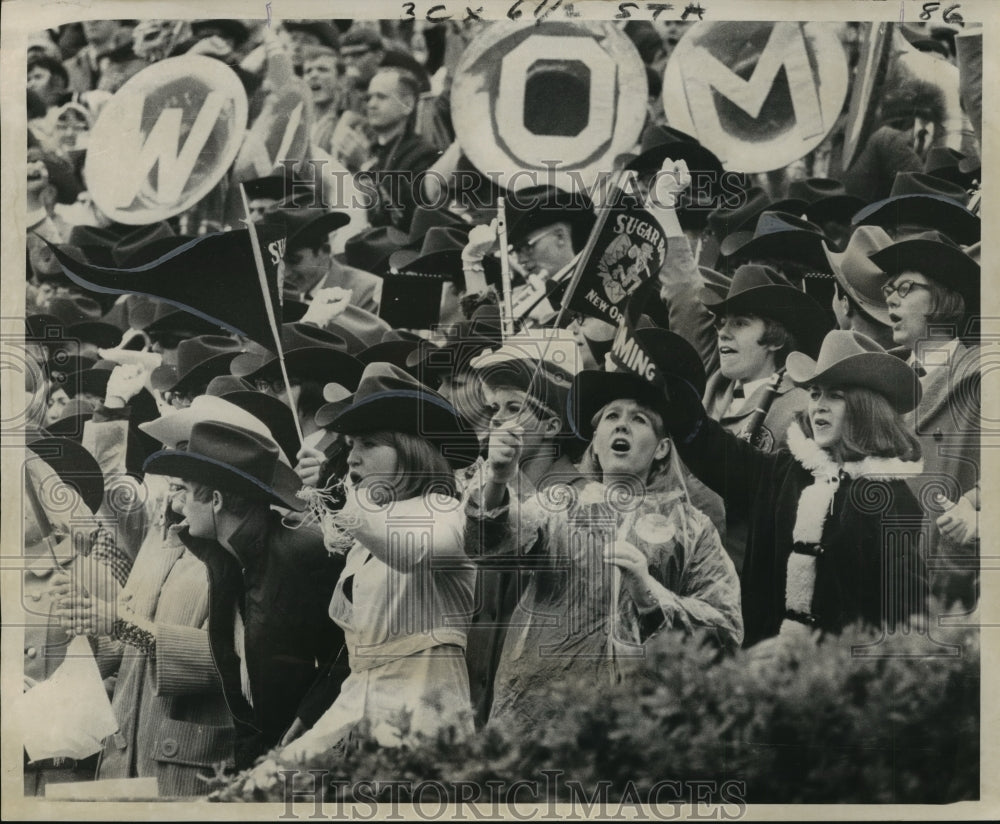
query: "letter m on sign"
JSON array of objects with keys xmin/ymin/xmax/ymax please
[
  {"xmin": 110, "ymin": 92, "xmax": 226, "ymax": 208},
  {"xmin": 681, "ymin": 22, "xmax": 825, "ymax": 144}
]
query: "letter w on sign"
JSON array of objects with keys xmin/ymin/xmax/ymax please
[{"xmin": 114, "ymin": 92, "xmax": 225, "ymax": 208}]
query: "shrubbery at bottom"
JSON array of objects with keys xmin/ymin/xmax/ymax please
[{"xmin": 209, "ymin": 616, "xmax": 979, "ymax": 805}]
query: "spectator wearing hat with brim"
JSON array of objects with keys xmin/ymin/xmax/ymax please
[
  {"xmin": 825, "ymin": 226, "xmax": 896, "ymax": 349},
  {"xmin": 851, "ymin": 171, "xmax": 980, "ymax": 246},
  {"xmin": 869, "ymin": 231, "xmax": 981, "ymax": 607},
  {"xmin": 458, "ymin": 330, "xmax": 589, "ymax": 728},
  {"xmin": 279, "ymin": 19, "xmax": 342, "ymax": 73},
  {"xmin": 141, "ymin": 416, "xmax": 346, "ymax": 770},
  {"xmin": 138, "ymin": 300, "xmax": 229, "ymax": 368},
  {"xmin": 659, "ymin": 329, "xmax": 927, "ymax": 650},
  {"xmin": 231, "ymin": 322, "xmax": 364, "ymax": 453},
  {"xmin": 149, "ymin": 335, "xmax": 245, "ymax": 410},
  {"xmin": 464, "ymin": 329, "xmax": 742, "ymax": 731},
  {"xmin": 56, "ymin": 395, "xmax": 289, "ymax": 796},
  {"xmin": 260, "ymin": 203, "xmax": 381, "ymax": 313},
  {"xmin": 405, "ymin": 304, "xmax": 505, "ymax": 435},
  {"xmin": 263, "ymin": 362, "xmax": 479, "ymax": 768}
]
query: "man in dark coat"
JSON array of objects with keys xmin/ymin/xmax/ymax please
[{"xmin": 143, "ymin": 419, "xmax": 346, "ymax": 769}]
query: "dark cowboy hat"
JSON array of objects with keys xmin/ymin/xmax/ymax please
[
  {"xmin": 230, "ymin": 323, "xmax": 364, "ymax": 389},
  {"xmin": 701, "ymin": 264, "xmax": 830, "ymax": 357},
  {"xmin": 205, "ymin": 376, "xmax": 300, "ymax": 464},
  {"xmin": 141, "ymin": 300, "xmax": 225, "ymax": 339},
  {"xmin": 324, "ymin": 305, "xmax": 394, "ymax": 353},
  {"xmin": 345, "ymin": 225, "xmax": 409, "ymax": 275},
  {"xmin": 505, "ymin": 186, "xmax": 596, "ymax": 252},
  {"xmin": 867, "ymin": 230, "xmax": 980, "ymax": 312},
  {"xmin": 31, "ymin": 295, "xmax": 121, "ymax": 349},
  {"xmin": 406, "ymin": 304, "xmax": 505, "ymax": 377},
  {"xmin": 259, "ymin": 207, "xmax": 351, "ymax": 254},
  {"xmin": 568, "ymin": 329, "xmax": 705, "ymax": 441},
  {"xmin": 388, "ymin": 226, "xmax": 470, "ymax": 275},
  {"xmin": 824, "ymin": 226, "xmax": 895, "ymax": 325},
  {"xmin": 785, "ymin": 178, "xmax": 866, "ymax": 227},
  {"xmin": 27, "ymin": 436, "xmax": 105, "ymax": 515},
  {"xmin": 705, "ymin": 186, "xmax": 773, "ymax": 239},
  {"xmin": 923, "ymin": 147, "xmax": 979, "ymax": 188},
  {"xmin": 110, "ymin": 222, "xmax": 176, "ymax": 267},
  {"xmin": 149, "ymin": 335, "xmax": 244, "ymax": 393},
  {"xmin": 851, "ymin": 172, "xmax": 980, "ymax": 246},
  {"xmin": 786, "ymin": 330, "xmax": 921, "ymax": 414},
  {"xmin": 357, "ymin": 339, "xmax": 423, "ymax": 371},
  {"xmin": 144, "ymin": 420, "xmax": 305, "ymax": 511},
  {"xmin": 407, "ymin": 206, "xmax": 469, "ymax": 245},
  {"xmin": 283, "ymin": 19, "xmax": 341, "ymax": 50},
  {"xmin": 625, "ymin": 125, "xmax": 724, "ymax": 181},
  {"xmin": 190, "ymin": 19, "xmax": 250, "ymax": 46},
  {"xmin": 721, "ymin": 211, "xmax": 832, "ymax": 274},
  {"xmin": 325, "ymin": 362, "xmax": 480, "ymax": 468},
  {"xmin": 243, "ymin": 175, "xmax": 290, "ymax": 203}
]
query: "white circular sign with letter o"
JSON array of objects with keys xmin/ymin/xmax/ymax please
[
  {"xmin": 452, "ymin": 21, "xmax": 647, "ymax": 192},
  {"xmin": 85, "ymin": 56, "xmax": 248, "ymax": 225}
]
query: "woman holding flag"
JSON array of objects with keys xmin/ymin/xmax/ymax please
[{"xmin": 464, "ymin": 328, "xmax": 742, "ymax": 731}]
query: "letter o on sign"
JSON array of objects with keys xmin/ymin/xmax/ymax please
[
  {"xmin": 85, "ymin": 56, "xmax": 248, "ymax": 225},
  {"xmin": 452, "ymin": 22, "xmax": 647, "ymax": 192},
  {"xmin": 662, "ymin": 22, "xmax": 849, "ymax": 174}
]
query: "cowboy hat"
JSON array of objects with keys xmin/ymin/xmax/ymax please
[
  {"xmin": 141, "ymin": 394, "xmax": 279, "ymax": 449},
  {"xmin": 786, "ymin": 178, "xmax": 866, "ymax": 226},
  {"xmin": 867, "ymin": 230, "xmax": 980, "ymax": 312},
  {"xmin": 851, "ymin": 172, "xmax": 980, "ymax": 246},
  {"xmin": 143, "ymin": 420, "xmax": 304, "ymax": 510},
  {"xmin": 824, "ymin": 226, "xmax": 895, "ymax": 326},
  {"xmin": 325, "ymin": 362, "xmax": 480, "ymax": 468},
  {"xmin": 323, "ymin": 304, "xmax": 395, "ymax": 354},
  {"xmin": 785, "ymin": 330, "xmax": 922, "ymax": 414},
  {"xmin": 923, "ymin": 147, "xmax": 979, "ymax": 189},
  {"xmin": 229, "ymin": 323, "xmax": 364, "ymax": 390},
  {"xmin": 700, "ymin": 264, "xmax": 830, "ymax": 357},
  {"xmin": 568, "ymin": 328, "xmax": 705, "ymax": 441},
  {"xmin": 110, "ymin": 222, "xmax": 177, "ymax": 267},
  {"xmin": 47, "ymin": 401, "xmax": 149, "ymax": 476},
  {"xmin": 345, "ymin": 225, "xmax": 409, "ymax": 275},
  {"xmin": 720, "ymin": 211, "xmax": 832, "ymax": 274},
  {"xmin": 260, "ymin": 206, "xmax": 350, "ymax": 253},
  {"xmin": 504, "ymin": 186, "xmax": 596, "ymax": 252},
  {"xmin": 205, "ymin": 376, "xmax": 300, "ymax": 465},
  {"xmin": 27, "ymin": 436, "xmax": 106, "ymax": 516},
  {"xmin": 141, "ymin": 300, "xmax": 225, "ymax": 339},
  {"xmin": 406, "ymin": 304, "xmax": 505, "ymax": 378},
  {"xmin": 242, "ymin": 175, "xmax": 291, "ymax": 204},
  {"xmin": 30, "ymin": 296, "xmax": 122, "ymax": 349},
  {"xmin": 149, "ymin": 335, "xmax": 243, "ymax": 393}
]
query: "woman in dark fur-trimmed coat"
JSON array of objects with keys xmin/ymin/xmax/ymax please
[{"xmin": 669, "ymin": 330, "xmax": 928, "ymax": 648}]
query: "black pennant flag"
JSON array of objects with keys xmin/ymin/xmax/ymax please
[
  {"xmin": 48, "ymin": 226, "xmax": 286, "ymax": 353},
  {"xmin": 565, "ymin": 198, "xmax": 668, "ymax": 326}
]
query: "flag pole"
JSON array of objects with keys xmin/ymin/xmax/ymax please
[
  {"xmin": 239, "ymin": 184, "xmax": 304, "ymax": 448},
  {"xmin": 496, "ymin": 197, "xmax": 515, "ymax": 341},
  {"xmin": 549, "ymin": 169, "xmax": 634, "ymax": 331},
  {"xmin": 521, "ymin": 170, "xmax": 635, "ymax": 403}
]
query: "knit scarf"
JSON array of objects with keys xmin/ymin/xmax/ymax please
[{"xmin": 780, "ymin": 422, "xmax": 922, "ymax": 631}]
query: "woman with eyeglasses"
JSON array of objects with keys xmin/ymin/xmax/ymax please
[{"xmin": 869, "ymin": 231, "xmax": 982, "ymax": 607}]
